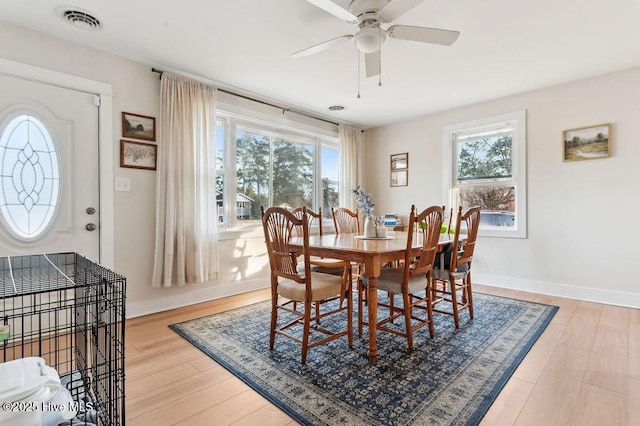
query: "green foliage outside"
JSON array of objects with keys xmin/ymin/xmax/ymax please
[
  {"xmin": 418, "ymin": 221, "xmax": 455, "ymax": 234},
  {"xmin": 322, "ymin": 178, "xmax": 339, "ymax": 219},
  {"xmin": 457, "ymin": 135, "xmax": 514, "ymax": 210},
  {"xmin": 458, "ymin": 135, "xmax": 512, "ymax": 180},
  {"xmin": 236, "ymin": 133, "xmax": 314, "ymax": 219}
]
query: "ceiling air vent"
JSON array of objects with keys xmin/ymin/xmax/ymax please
[
  {"xmin": 62, "ymin": 10, "xmax": 101, "ymax": 30},
  {"xmin": 328, "ymin": 105, "xmax": 346, "ymax": 112}
]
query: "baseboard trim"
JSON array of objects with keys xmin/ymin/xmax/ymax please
[
  {"xmin": 127, "ymin": 273, "xmax": 640, "ymax": 318},
  {"xmin": 126, "ymin": 279, "xmax": 269, "ymax": 318},
  {"xmin": 475, "ymin": 273, "xmax": 640, "ymax": 309}
]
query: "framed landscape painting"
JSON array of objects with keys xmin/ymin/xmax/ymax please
[
  {"xmin": 120, "ymin": 140, "xmax": 157, "ymax": 170},
  {"xmin": 563, "ymin": 123, "xmax": 611, "ymax": 162},
  {"xmin": 390, "ymin": 170, "xmax": 408, "ymax": 187},
  {"xmin": 122, "ymin": 112, "xmax": 156, "ymax": 141},
  {"xmin": 390, "ymin": 152, "xmax": 408, "ymax": 170}
]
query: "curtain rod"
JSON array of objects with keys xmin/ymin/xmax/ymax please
[{"xmin": 151, "ymin": 68, "xmax": 339, "ymax": 127}]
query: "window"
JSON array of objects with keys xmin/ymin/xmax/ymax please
[
  {"xmin": 215, "ymin": 118, "xmax": 225, "ymax": 223},
  {"xmin": 216, "ymin": 112, "xmax": 339, "ymax": 227},
  {"xmin": 0, "ymin": 114, "xmax": 60, "ymax": 240},
  {"xmin": 236, "ymin": 126, "xmax": 314, "ymax": 220},
  {"xmin": 320, "ymin": 143, "xmax": 339, "ymax": 219},
  {"xmin": 443, "ymin": 110, "xmax": 526, "ymax": 238}
]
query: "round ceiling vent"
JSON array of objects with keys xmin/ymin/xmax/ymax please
[
  {"xmin": 328, "ymin": 105, "xmax": 346, "ymax": 112},
  {"xmin": 62, "ymin": 10, "xmax": 101, "ymax": 30}
]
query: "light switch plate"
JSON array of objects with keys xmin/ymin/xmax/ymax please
[{"xmin": 115, "ymin": 177, "xmax": 131, "ymax": 192}]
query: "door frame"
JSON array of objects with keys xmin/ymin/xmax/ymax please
[{"xmin": 0, "ymin": 57, "xmax": 115, "ymax": 267}]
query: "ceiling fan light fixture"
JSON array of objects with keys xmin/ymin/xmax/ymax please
[{"xmin": 354, "ymin": 26, "xmax": 385, "ymax": 53}]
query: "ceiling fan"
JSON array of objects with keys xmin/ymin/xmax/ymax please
[{"xmin": 292, "ymin": 0, "xmax": 460, "ymax": 78}]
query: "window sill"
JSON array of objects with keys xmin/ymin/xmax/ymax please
[
  {"xmin": 217, "ymin": 224, "xmax": 263, "ymax": 241},
  {"xmin": 478, "ymin": 227, "xmax": 526, "ymax": 239}
]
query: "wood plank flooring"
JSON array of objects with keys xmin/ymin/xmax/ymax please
[{"xmin": 126, "ymin": 285, "xmax": 639, "ymax": 425}]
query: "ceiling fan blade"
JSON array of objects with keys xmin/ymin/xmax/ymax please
[
  {"xmin": 290, "ymin": 35, "xmax": 354, "ymax": 58},
  {"xmin": 364, "ymin": 52, "xmax": 381, "ymax": 78},
  {"xmin": 387, "ymin": 25, "xmax": 460, "ymax": 46},
  {"xmin": 303, "ymin": 0, "xmax": 358, "ymax": 23},
  {"xmin": 379, "ymin": 0, "xmax": 424, "ymax": 22}
]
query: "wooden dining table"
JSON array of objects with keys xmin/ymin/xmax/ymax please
[{"xmin": 289, "ymin": 231, "xmax": 456, "ymax": 363}]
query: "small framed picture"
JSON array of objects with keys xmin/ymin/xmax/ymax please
[
  {"xmin": 390, "ymin": 152, "xmax": 408, "ymax": 170},
  {"xmin": 391, "ymin": 170, "xmax": 408, "ymax": 187},
  {"xmin": 120, "ymin": 140, "xmax": 157, "ymax": 170},
  {"xmin": 562, "ymin": 123, "xmax": 611, "ymax": 162},
  {"xmin": 122, "ymin": 112, "xmax": 156, "ymax": 141}
]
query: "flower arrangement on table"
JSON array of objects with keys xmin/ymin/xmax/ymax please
[
  {"xmin": 351, "ymin": 186, "xmax": 375, "ymax": 219},
  {"xmin": 351, "ymin": 186, "xmax": 385, "ymax": 237}
]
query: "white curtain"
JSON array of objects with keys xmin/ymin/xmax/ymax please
[
  {"xmin": 152, "ymin": 72, "xmax": 219, "ymax": 287},
  {"xmin": 338, "ymin": 124, "xmax": 363, "ymax": 210}
]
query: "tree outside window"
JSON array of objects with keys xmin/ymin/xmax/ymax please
[
  {"xmin": 236, "ymin": 131, "xmax": 314, "ymax": 220},
  {"xmin": 444, "ymin": 110, "xmax": 527, "ymax": 238},
  {"xmin": 457, "ymin": 135, "xmax": 515, "ymax": 225}
]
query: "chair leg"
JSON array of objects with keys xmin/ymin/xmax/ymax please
[
  {"xmin": 466, "ymin": 273, "xmax": 474, "ymax": 320},
  {"xmin": 427, "ymin": 279, "xmax": 435, "ymax": 339},
  {"xmin": 450, "ymin": 277, "xmax": 460, "ymax": 329},
  {"xmin": 403, "ymin": 292, "xmax": 414, "ymax": 352},
  {"xmin": 358, "ymin": 280, "xmax": 364, "ymax": 339},
  {"xmin": 347, "ymin": 279, "xmax": 353, "ymax": 348},
  {"xmin": 339, "ymin": 265, "xmax": 351, "ymax": 309},
  {"xmin": 301, "ymin": 301, "xmax": 312, "ymax": 365},
  {"xmin": 270, "ymin": 284, "xmax": 278, "ymax": 350},
  {"xmin": 389, "ymin": 293, "xmax": 395, "ymax": 324}
]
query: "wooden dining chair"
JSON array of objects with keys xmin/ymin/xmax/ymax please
[
  {"xmin": 331, "ymin": 206, "xmax": 365, "ymax": 306},
  {"xmin": 331, "ymin": 207, "xmax": 360, "ymax": 234},
  {"xmin": 445, "ymin": 207, "xmax": 454, "ymax": 235},
  {"xmin": 431, "ymin": 206, "xmax": 481, "ymax": 328},
  {"xmin": 359, "ymin": 205, "xmax": 444, "ymax": 351},
  {"xmin": 261, "ymin": 206, "xmax": 353, "ymax": 365},
  {"xmin": 291, "ymin": 207, "xmax": 352, "ymax": 309}
]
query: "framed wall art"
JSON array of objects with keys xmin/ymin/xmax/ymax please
[
  {"xmin": 390, "ymin": 152, "xmax": 408, "ymax": 187},
  {"xmin": 122, "ymin": 111, "xmax": 156, "ymax": 141},
  {"xmin": 562, "ymin": 123, "xmax": 611, "ymax": 162},
  {"xmin": 390, "ymin": 170, "xmax": 408, "ymax": 187},
  {"xmin": 120, "ymin": 140, "xmax": 157, "ymax": 170},
  {"xmin": 390, "ymin": 152, "xmax": 408, "ymax": 170}
]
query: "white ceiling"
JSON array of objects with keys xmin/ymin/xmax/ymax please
[{"xmin": 1, "ymin": 0, "xmax": 640, "ymax": 129}]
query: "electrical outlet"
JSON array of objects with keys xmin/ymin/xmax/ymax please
[{"xmin": 115, "ymin": 177, "xmax": 131, "ymax": 192}]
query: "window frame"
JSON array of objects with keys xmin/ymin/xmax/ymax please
[
  {"xmin": 442, "ymin": 110, "xmax": 527, "ymax": 238},
  {"xmin": 216, "ymin": 110, "xmax": 339, "ymax": 230}
]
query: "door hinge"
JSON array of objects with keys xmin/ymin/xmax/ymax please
[{"xmin": 92, "ymin": 95, "xmax": 101, "ymax": 107}]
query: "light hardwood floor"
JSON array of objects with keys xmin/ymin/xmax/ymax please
[{"xmin": 125, "ymin": 285, "xmax": 640, "ymax": 425}]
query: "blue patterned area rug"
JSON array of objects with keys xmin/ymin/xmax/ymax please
[{"xmin": 170, "ymin": 292, "xmax": 557, "ymax": 426}]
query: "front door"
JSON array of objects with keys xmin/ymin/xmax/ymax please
[{"xmin": 0, "ymin": 73, "xmax": 100, "ymax": 260}]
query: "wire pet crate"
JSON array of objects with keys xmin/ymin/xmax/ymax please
[{"xmin": 1, "ymin": 252, "xmax": 126, "ymax": 426}]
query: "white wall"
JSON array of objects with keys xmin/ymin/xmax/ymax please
[
  {"xmin": 366, "ymin": 67, "xmax": 640, "ymax": 308},
  {"xmin": 0, "ymin": 22, "xmax": 271, "ymax": 317},
  {"xmin": 3, "ymin": 21, "xmax": 638, "ymax": 314},
  {"xmin": 0, "ymin": 22, "xmax": 340, "ymax": 317}
]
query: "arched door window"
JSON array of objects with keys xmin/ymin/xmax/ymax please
[{"xmin": 0, "ymin": 114, "xmax": 60, "ymax": 240}]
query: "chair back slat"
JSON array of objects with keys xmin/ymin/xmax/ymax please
[
  {"xmin": 405, "ymin": 205, "xmax": 444, "ymax": 281},
  {"xmin": 292, "ymin": 207, "xmax": 323, "ymax": 237},
  {"xmin": 411, "ymin": 206, "xmax": 444, "ymax": 275},
  {"xmin": 332, "ymin": 207, "xmax": 360, "ymax": 234},
  {"xmin": 262, "ymin": 206, "xmax": 308, "ymax": 283},
  {"xmin": 451, "ymin": 206, "xmax": 481, "ymax": 270}
]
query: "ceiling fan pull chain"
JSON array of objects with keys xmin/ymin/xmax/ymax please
[
  {"xmin": 357, "ymin": 50, "xmax": 361, "ymax": 99},
  {"xmin": 378, "ymin": 27, "xmax": 382, "ymax": 87}
]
